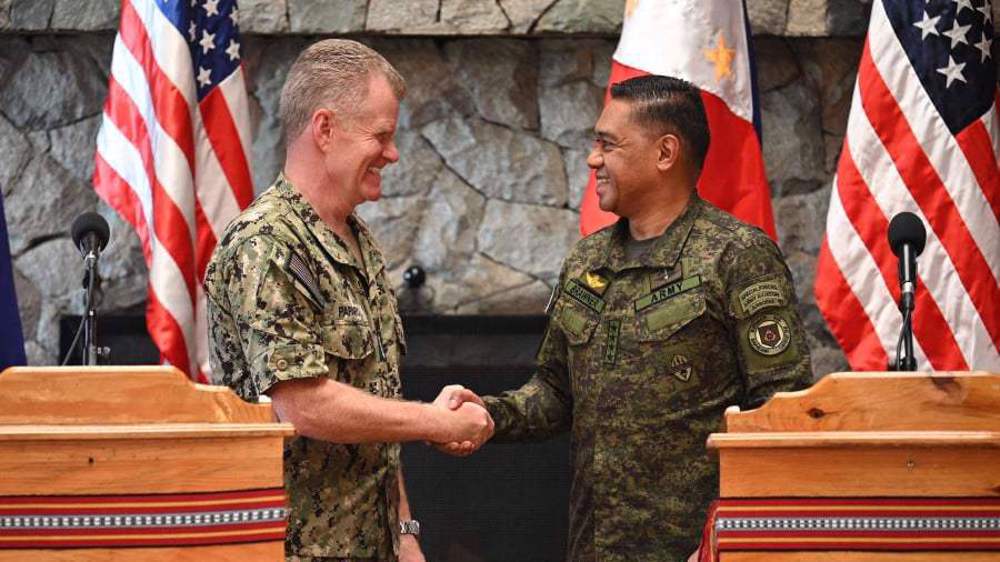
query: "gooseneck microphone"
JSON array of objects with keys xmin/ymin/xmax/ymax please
[
  {"xmin": 65, "ymin": 212, "xmax": 112, "ymax": 366},
  {"xmin": 887, "ymin": 212, "xmax": 927, "ymax": 371}
]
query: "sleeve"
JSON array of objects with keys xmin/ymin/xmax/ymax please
[
  {"xmin": 227, "ymin": 236, "xmax": 330, "ymax": 395},
  {"xmin": 483, "ymin": 279, "xmax": 574, "ymax": 443},
  {"xmin": 721, "ymin": 236, "xmax": 814, "ymax": 409}
]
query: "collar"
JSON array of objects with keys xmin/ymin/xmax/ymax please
[
  {"xmin": 275, "ymin": 174, "xmax": 375, "ymax": 277},
  {"xmin": 599, "ymin": 194, "xmax": 703, "ymax": 273}
]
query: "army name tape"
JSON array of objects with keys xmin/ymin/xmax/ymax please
[{"xmin": 634, "ymin": 275, "xmax": 702, "ymax": 312}]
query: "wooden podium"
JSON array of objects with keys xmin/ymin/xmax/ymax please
[
  {"xmin": 707, "ymin": 371, "xmax": 1000, "ymax": 561},
  {"xmin": 0, "ymin": 366, "xmax": 294, "ymax": 561}
]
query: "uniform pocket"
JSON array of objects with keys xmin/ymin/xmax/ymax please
[
  {"xmin": 321, "ymin": 320, "xmax": 375, "ymax": 359},
  {"xmin": 554, "ymin": 300, "xmax": 600, "ymax": 346},
  {"xmin": 636, "ymin": 288, "xmax": 706, "ymax": 341}
]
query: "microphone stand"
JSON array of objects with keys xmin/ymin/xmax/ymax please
[
  {"xmin": 81, "ymin": 248, "xmax": 104, "ymax": 366},
  {"xmin": 893, "ymin": 249, "xmax": 917, "ymax": 372}
]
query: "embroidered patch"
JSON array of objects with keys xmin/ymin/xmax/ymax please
[
  {"xmin": 748, "ymin": 316, "xmax": 791, "ymax": 356},
  {"xmin": 584, "ymin": 271, "xmax": 609, "ymax": 294},
  {"xmin": 738, "ymin": 279, "xmax": 786, "ymax": 317},
  {"xmin": 287, "ymin": 252, "xmax": 324, "ymax": 307},
  {"xmin": 564, "ymin": 278, "xmax": 606, "ymax": 314},
  {"xmin": 604, "ymin": 319, "xmax": 621, "ymax": 366},
  {"xmin": 634, "ymin": 275, "xmax": 702, "ymax": 312},
  {"xmin": 669, "ymin": 354, "xmax": 693, "ymax": 382}
]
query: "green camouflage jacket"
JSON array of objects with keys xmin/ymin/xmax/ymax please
[
  {"xmin": 205, "ymin": 175, "xmax": 406, "ymax": 561},
  {"xmin": 484, "ymin": 195, "xmax": 813, "ymax": 561}
]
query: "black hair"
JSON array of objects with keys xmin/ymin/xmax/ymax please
[{"xmin": 609, "ymin": 75, "xmax": 710, "ymax": 171}]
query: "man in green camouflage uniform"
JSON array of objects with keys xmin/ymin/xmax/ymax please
[
  {"xmin": 447, "ymin": 76, "xmax": 813, "ymax": 561},
  {"xmin": 205, "ymin": 40, "xmax": 492, "ymax": 562}
]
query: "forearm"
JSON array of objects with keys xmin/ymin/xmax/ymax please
[
  {"xmin": 271, "ymin": 378, "xmax": 451, "ymax": 444},
  {"xmin": 484, "ymin": 374, "xmax": 572, "ymax": 443},
  {"xmin": 397, "ymin": 470, "xmax": 413, "ymax": 521}
]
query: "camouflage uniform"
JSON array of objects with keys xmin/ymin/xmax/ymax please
[
  {"xmin": 205, "ymin": 175, "xmax": 406, "ymax": 562},
  {"xmin": 484, "ymin": 195, "xmax": 813, "ymax": 561}
]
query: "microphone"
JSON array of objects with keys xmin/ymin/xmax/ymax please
[
  {"xmin": 70, "ymin": 212, "xmax": 111, "ymax": 259},
  {"xmin": 887, "ymin": 212, "xmax": 926, "ymax": 371},
  {"xmin": 887, "ymin": 212, "xmax": 926, "ymax": 312}
]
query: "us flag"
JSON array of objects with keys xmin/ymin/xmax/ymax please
[
  {"xmin": 815, "ymin": 0, "xmax": 1000, "ymax": 371},
  {"xmin": 93, "ymin": 0, "xmax": 254, "ymax": 381}
]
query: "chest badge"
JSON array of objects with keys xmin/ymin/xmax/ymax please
[
  {"xmin": 584, "ymin": 271, "xmax": 609, "ymax": 294},
  {"xmin": 669, "ymin": 354, "xmax": 693, "ymax": 382},
  {"xmin": 749, "ymin": 316, "xmax": 791, "ymax": 356}
]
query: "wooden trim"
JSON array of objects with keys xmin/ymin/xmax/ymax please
[
  {"xmin": 720, "ymin": 553, "xmax": 1000, "ymax": 561},
  {"xmin": 709, "ymin": 431, "xmax": 1000, "ymax": 449},
  {"xmin": 0, "ymin": 424, "xmax": 294, "ymax": 440},
  {"xmin": 0, "ymin": 542, "xmax": 284, "ymax": 561}
]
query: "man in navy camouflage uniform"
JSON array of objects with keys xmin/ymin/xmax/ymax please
[
  {"xmin": 445, "ymin": 75, "xmax": 813, "ymax": 561},
  {"xmin": 205, "ymin": 40, "xmax": 492, "ymax": 562}
]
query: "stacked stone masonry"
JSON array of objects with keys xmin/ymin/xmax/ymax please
[{"xmin": 2, "ymin": 0, "xmax": 998, "ymax": 378}]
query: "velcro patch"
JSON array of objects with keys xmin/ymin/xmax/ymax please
[
  {"xmin": 738, "ymin": 279, "xmax": 786, "ymax": 317},
  {"xmin": 564, "ymin": 278, "xmax": 606, "ymax": 314},
  {"xmin": 337, "ymin": 303, "xmax": 367, "ymax": 323},
  {"xmin": 634, "ymin": 275, "xmax": 702, "ymax": 312}
]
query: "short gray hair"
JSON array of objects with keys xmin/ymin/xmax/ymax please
[{"xmin": 279, "ymin": 39, "xmax": 406, "ymax": 141}]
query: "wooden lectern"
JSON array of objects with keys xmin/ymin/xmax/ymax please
[
  {"xmin": 707, "ymin": 371, "xmax": 1000, "ymax": 562},
  {"xmin": 0, "ymin": 366, "xmax": 294, "ymax": 562}
]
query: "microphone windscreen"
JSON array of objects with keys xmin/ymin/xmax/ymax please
[
  {"xmin": 887, "ymin": 211, "xmax": 927, "ymax": 257},
  {"xmin": 70, "ymin": 212, "xmax": 111, "ymax": 253}
]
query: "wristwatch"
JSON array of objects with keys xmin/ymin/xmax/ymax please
[{"xmin": 399, "ymin": 520, "xmax": 420, "ymax": 536}]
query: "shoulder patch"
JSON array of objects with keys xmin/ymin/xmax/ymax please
[
  {"xmin": 287, "ymin": 252, "xmax": 324, "ymax": 308},
  {"xmin": 738, "ymin": 279, "xmax": 786, "ymax": 317},
  {"xmin": 748, "ymin": 315, "xmax": 791, "ymax": 356}
]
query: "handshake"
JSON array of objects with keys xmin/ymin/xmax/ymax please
[{"xmin": 427, "ymin": 385, "xmax": 494, "ymax": 456}]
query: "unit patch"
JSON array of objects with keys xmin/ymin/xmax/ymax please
[
  {"xmin": 738, "ymin": 279, "xmax": 786, "ymax": 317},
  {"xmin": 634, "ymin": 275, "xmax": 702, "ymax": 312},
  {"xmin": 564, "ymin": 278, "xmax": 606, "ymax": 314},
  {"xmin": 748, "ymin": 316, "xmax": 791, "ymax": 356},
  {"xmin": 669, "ymin": 354, "xmax": 693, "ymax": 382}
]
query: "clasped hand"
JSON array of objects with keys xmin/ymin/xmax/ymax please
[{"xmin": 430, "ymin": 384, "xmax": 493, "ymax": 456}]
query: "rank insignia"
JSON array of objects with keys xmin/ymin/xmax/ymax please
[
  {"xmin": 748, "ymin": 316, "xmax": 791, "ymax": 356},
  {"xmin": 669, "ymin": 354, "xmax": 693, "ymax": 382},
  {"xmin": 583, "ymin": 271, "xmax": 609, "ymax": 294}
]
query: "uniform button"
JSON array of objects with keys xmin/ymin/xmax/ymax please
[{"xmin": 276, "ymin": 359, "xmax": 288, "ymax": 371}]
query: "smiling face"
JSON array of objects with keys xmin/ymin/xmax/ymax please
[
  {"xmin": 319, "ymin": 72, "xmax": 401, "ymax": 207},
  {"xmin": 587, "ymin": 98, "xmax": 672, "ymax": 219}
]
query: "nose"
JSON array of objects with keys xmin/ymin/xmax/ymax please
[
  {"xmin": 587, "ymin": 146, "xmax": 603, "ymax": 170},
  {"xmin": 384, "ymin": 140, "xmax": 400, "ymax": 164}
]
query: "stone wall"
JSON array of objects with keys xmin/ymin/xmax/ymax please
[{"xmin": 3, "ymin": 0, "xmax": 996, "ymax": 378}]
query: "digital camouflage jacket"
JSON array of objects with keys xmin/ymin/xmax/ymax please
[{"xmin": 484, "ymin": 195, "xmax": 813, "ymax": 562}]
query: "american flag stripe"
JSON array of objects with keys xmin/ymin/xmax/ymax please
[
  {"xmin": 816, "ymin": 0, "xmax": 1000, "ymax": 372},
  {"xmin": 859, "ymin": 40, "xmax": 1000, "ymax": 351},
  {"xmin": 94, "ymin": 0, "xmax": 252, "ymax": 380},
  {"xmin": 843, "ymin": 73, "xmax": 982, "ymax": 369}
]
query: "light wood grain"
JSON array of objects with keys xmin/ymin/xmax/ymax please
[
  {"xmin": 718, "ymin": 446, "xmax": 1000, "ymax": 497},
  {"xmin": 724, "ymin": 371, "xmax": 1000, "ymax": 433},
  {"xmin": 0, "ymin": 436, "xmax": 286, "ymax": 494},
  {"xmin": 0, "ymin": 542, "xmax": 284, "ymax": 562},
  {"xmin": 0, "ymin": 366, "xmax": 278, "ymax": 424}
]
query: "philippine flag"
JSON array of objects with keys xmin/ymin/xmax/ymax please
[{"xmin": 579, "ymin": 0, "xmax": 776, "ymax": 239}]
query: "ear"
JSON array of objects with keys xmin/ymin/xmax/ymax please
[
  {"xmin": 310, "ymin": 107, "xmax": 337, "ymax": 152},
  {"xmin": 656, "ymin": 134, "xmax": 680, "ymax": 172}
]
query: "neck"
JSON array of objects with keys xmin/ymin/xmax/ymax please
[
  {"xmin": 627, "ymin": 187, "xmax": 693, "ymax": 241},
  {"xmin": 283, "ymin": 143, "xmax": 353, "ymax": 229}
]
